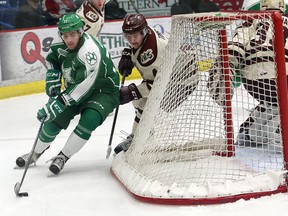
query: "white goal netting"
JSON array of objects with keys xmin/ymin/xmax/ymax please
[{"xmin": 111, "ymin": 11, "xmax": 288, "ymax": 204}]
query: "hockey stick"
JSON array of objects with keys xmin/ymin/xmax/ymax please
[
  {"xmin": 14, "ymin": 117, "xmax": 45, "ymax": 197},
  {"xmin": 128, "ymin": 0, "xmax": 139, "ymax": 13},
  {"xmin": 106, "ymin": 71, "xmax": 127, "ymax": 159}
]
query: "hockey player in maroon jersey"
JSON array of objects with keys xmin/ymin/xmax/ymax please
[
  {"xmin": 208, "ymin": 0, "xmax": 288, "ymax": 149},
  {"xmin": 113, "ymin": 14, "xmax": 169, "ymax": 154},
  {"xmin": 76, "ymin": 0, "xmax": 106, "ymax": 38}
]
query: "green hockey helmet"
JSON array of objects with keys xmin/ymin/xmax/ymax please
[{"xmin": 58, "ymin": 13, "xmax": 84, "ymax": 33}]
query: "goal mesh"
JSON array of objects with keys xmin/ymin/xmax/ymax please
[{"xmin": 111, "ymin": 11, "xmax": 288, "ymax": 205}]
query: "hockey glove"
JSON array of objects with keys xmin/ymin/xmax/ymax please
[
  {"xmin": 120, "ymin": 83, "xmax": 142, "ymax": 105},
  {"xmin": 45, "ymin": 70, "xmax": 62, "ymax": 97},
  {"xmin": 118, "ymin": 48, "xmax": 134, "ymax": 77},
  {"xmin": 37, "ymin": 97, "xmax": 66, "ymax": 122}
]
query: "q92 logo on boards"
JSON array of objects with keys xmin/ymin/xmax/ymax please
[{"xmin": 21, "ymin": 32, "xmax": 54, "ymax": 69}]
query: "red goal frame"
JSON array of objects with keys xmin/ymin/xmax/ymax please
[{"xmin": 111, "ymin": 11, "xmax": 288, "ymax": 205}]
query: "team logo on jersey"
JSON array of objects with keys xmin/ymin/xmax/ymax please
[
  {"xmin": 86, "ymin": 52, "xmax": 97, "ymax": 66},
  {"xmin": 140, "ymin": 49, "xmax": 154, "ymax": 64},
  {"xmin": 62, "ymin": 67, "xmax": 75, "ymax": 85},
  {"xmin": 85, "ymin": 11, "xmax": 98, "ymax": 22},
  {"xmin": 57, "ymin": 48, "xmax": 68, "ymax": 58}
]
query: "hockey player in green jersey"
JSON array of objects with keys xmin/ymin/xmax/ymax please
[{"xmin": 15, "ymin": 13, "xmax": 120, "ymax": 175}]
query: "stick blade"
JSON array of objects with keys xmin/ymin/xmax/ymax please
[
  {"xmin": 14, "ymin": 182, "xmax": 21, "ymax": 194},
  {"xmin": 14, "ymin": 182, "xmax": 28, "ymax": 197},
  {"xmin": 106, "ymin": 146, "xmax": 112, "ymax": 159}
]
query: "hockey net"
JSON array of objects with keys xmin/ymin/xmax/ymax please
[{"xmin": 111, "ymin": 11, "xmax": 288, "ymax": 205}]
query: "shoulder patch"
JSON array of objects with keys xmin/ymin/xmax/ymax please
[
  {"xmin": 83, "ymin": 2, "xmax": 100, "ymax": 23},
  {"xmin": 137, "ymin": 28, "xmax": 158, "ymax": 66},
  {"xmin": 85, "ymin": 10, "xmax": 99, "ymax": 22}
]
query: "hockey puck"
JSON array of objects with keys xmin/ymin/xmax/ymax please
[{"xmin": 15, "ymin": 157, "xmax": 25, "ymax": 167}]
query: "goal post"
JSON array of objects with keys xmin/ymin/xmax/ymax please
[{"xmin": 111, "ymin": 11, "xmax": 288, "ymax": 205}]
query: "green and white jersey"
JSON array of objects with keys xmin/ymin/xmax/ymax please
[
  {"xmin": 46, "ymin": 33, "xmax": 119, "ymax": 105},
  {"xmin": 241, "ymin": 0, "xmax": 288, "ymax": 13}
]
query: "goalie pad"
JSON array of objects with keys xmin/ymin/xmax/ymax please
[
  {"xmin": 207, "ymin": 61, "xmax": 235, "ymax": 106},
  {"xmin": 236, "ymin": 103, "xmax": 281, "ymax": 150}
]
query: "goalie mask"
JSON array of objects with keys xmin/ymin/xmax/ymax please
[{"xmin": 260, "ymin": 0, "xmax": 285, "ymax": 13}]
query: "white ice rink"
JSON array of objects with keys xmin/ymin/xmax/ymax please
[{"xmin": 1, "ymin": 81, "xmax": 288, "ymax": 216}]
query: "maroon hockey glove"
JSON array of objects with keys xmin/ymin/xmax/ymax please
[
  {"xmin": 118, "ymin": 48, "xmax": 134, "ymax": 77},
  {"xmin": 120, "ymin": 83, "xmax": 142, "ymax": 105}
]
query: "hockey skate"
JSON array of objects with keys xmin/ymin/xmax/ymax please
[
  {"xmin": 114, "ymin": 134, "xmax": 134, "ymax": 155},
  {"xmin": 48, "ymin": 152, "xmax": 69, "ymax": 175},
  {"xmin": 235, "ymin": 126, "xmax": 259, "ymax": 147},
  {"xmin": 266, "ymin": 126, "xmax": 282, "ymax": 153},
  {"xmin": 15, "ymin": 150, "xmax": 45, "ymax": 168}
]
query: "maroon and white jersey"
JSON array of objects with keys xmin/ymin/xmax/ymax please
[
  {"xmin": 228, "ymin": 14, "xmax": 288, "ymax": 80},
  {"xmin": 131, "ymin": 27, "xmax": 168, "ymax": 97},
  {"xmin": 76, "ymin": 1, "xmax": 104, "ymax": 38}
]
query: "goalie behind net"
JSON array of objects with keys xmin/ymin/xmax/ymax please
[{"xmin": 111, "ymin": 11, "xmax": 288, "ymax": 205}]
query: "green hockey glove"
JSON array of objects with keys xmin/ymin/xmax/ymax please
[
  {"xmin": 37, "ymin": 98, "xmax": 66, "ymax": 122},
  {"xmin": 45, "ymin": 70, "xmax": 62, "ymax": 97}
]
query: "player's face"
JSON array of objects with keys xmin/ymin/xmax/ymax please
[
  {"xmin": 61, "ymin": 31, "xmax": 81, "ymax": 50},
  {"xmin": 90, "ymin": 0, "xmax": 105, "ymax": 10},
  {"xmin": 124, "ymin": 32, "xmax": 145, "ymax": 49}
]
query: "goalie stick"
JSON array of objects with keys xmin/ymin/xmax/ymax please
[
  {"xmin": 14, "ymin": 117, "xmax": 45, "ymax": 197},
  {"xmin": 106, "ymin": 71, "xmax": 128, "ymax": 159}
]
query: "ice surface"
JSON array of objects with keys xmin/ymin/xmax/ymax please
[{"xmin": 1, "ymin": 80, "xmax": 288, "ymax": 216}]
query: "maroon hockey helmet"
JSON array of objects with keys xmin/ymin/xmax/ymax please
[{"xmin": 122, "ymin": 14, "xmax": 148, "ymax": 34}]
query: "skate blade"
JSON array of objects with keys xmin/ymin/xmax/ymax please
[
  {"xmin": 14, "ymin": 163, "xmax": 36, "ymax": 170},
  {"xmin": 14, "ymin": 165, "xmax": 24, "ymax": 170},
  {"xmin": 47, "ymin": 171, "xmax": 57, "ymax": 177}
]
